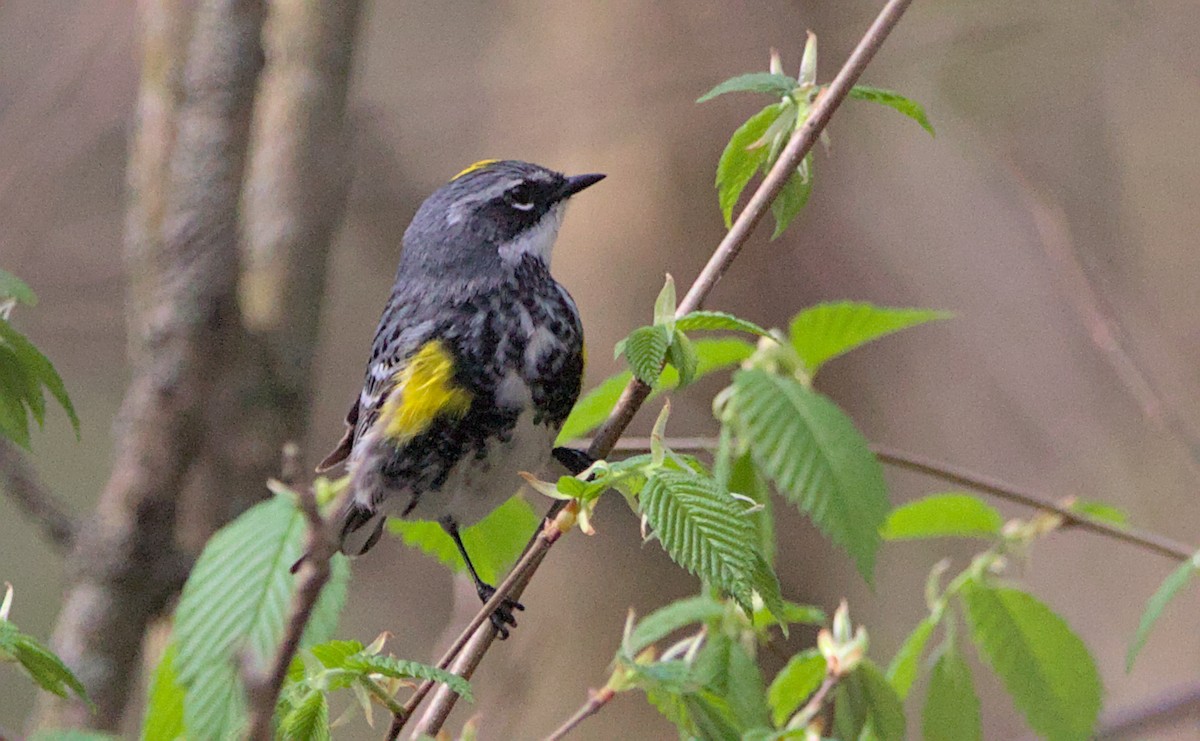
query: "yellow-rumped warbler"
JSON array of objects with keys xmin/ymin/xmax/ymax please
[{"xmin": 318, "ymin": 160, "xmax": 603, "ymax": 634}]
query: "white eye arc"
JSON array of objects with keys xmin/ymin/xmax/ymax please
[{"xmin": 510, "ymin": 199, "xmax": 535, "ymax": 211}]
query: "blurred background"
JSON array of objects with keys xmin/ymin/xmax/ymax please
[{"xmin": 3, "ymin": 0, "xmax": 1200, "ymax": 738}]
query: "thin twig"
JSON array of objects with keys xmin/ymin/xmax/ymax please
[
  {"xmin": 544, "ymin": 687, "xmax": 617, "ymax": 741},
  {"xmin": 244, "ymin": 478, "xmax": 335, "ymax": 741},
  {"xmin": 794, "ymin": 672, "xmax": 840, "ymax": 731},
  {"xmin": 393, "ymin": 0, "xmax": 918, "ymax": 736},
  {"xmin": 871, "ymin": 445, "xmax": 1195, "ymax": 562},
  {"xmin": 0, "ymin": 438, "xmax": 76, "ymax": 550},
  {"xmin": 1096, "ymin": 682, "xmax": 1200, "ymax": 740},
  {"xmin": 606, "ymin": 437, "xmax": 1196, "ymax": 563}
]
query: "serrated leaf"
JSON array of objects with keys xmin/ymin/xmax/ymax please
[
  {"xmin": 0, "ymin": 269, "xmax": 37, "ymax": 306},
  {"xmin": 684, "ymin": 691, "xmax": 744, "ymax": 741},
  {"xmin": 728, "ymin": 370, "xmax": 889, "ymax": 581},
  {"xmin": 880, "ymin": 494, "xmax": 1003, "ymax": 541},
  {"xmin": 885, "ymin": 616, "xmax": 937, "ymax": 699},
  {"xmin": 667, "ymin": 332, "xmax": 699, "ymax": 388},
  {"xmin": 961, "ymin": 584, "xmax": 1101, "ymax": 741},
  {"xmin": 675, "ymin": 311, "xmax": 770, "ymax": 338},
  {"xmin": 309, "ymin": 639, "xmax": 365, "ymax": 669},
  {"xmin": 140, "ymin": 644, "xmax": 185, "ymax": 741},
  {"xmin": 627, "ymin": 596, "xmax": 726, "ymax": 655},
  {"xmin": 698, "ymin": 72, "xmax": 797, "ymax": 103},
  {"xmin": 388, "ymin": 495, "xmax": 538, "ymax": 584},
  {"xmin": 717, "ymin": 104, "xmax": 785, "ymax": 227},
  {"xmin": 767, "ymin": 648, "xmax": 825, "ymax": 726},
  {"xmin": 770, "ymin": 154, "xmax": 813, "ymax": 239},
  {"xmin": 0, "ymin": 621, "xmax": 89, "ymax": 704},
  {"xmin": 281, "ymin": 689, "xmax": 330, "ymax": 741},
  {"xmin": 1127, "ymin": 552, "xmax": 1200, "ymax": 670},
  {"xmin": 173, "ymin": 493, "xmax": 337, "ymax": 739},
  {"xmin": 789, "ymin": 301, "xmax": 950, "ymax": 375},
  {"xmin": 726, "ymin": 449, "xmax": 775, "ymax": 566},
  {"xmin": 0, "ymin": 319, "xmax": 80, "ymax": 441},
  {"xmin": 639, "ymin": 470, "xmax": 757, "ymax": 611},
  {"xmin": 343, "ymin": 654, "xmax": 472, "ymax": 701},
  {"xmin": 847, "ymin": 86, "xmax": 934, "ymax": 136},
  {"xmin": 923, "ymin": 646, "xmax": 982, "ymax": 741},
  {"xmin": 749, "ymin": 551, "xmax": 787, "ymax": 632},
  {"xmin": 1069, "ymin": 500, "xmax": 1129, "ymax": 527},
  {"xmin": 621, "ymin": 325, "xmax": 671, "ymax": 387}
]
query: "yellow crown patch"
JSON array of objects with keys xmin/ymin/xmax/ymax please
[{"xmin": 452, "ymin": 159, "xmax": 500, "ymax": 181}]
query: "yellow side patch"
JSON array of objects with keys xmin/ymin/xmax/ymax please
[
  {"xmin": 452, "ymin": 159, "xmax": 500, "ymax": 181},
  {"xmin": 379, "ymin": 340, "xmax": 472, "ymax": 444}
]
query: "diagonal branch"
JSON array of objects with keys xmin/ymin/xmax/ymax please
[
  {"xmin": 395, "ymin": 0, "xmax": 919, "ymax": 735},
  {"xmin": 0, "ymin": 438, "xmax": 76, "ymax": 550}
]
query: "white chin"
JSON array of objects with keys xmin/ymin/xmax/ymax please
[{"xmin": 498, "ymin": 202, "xmax": 566, "ymax": 265}]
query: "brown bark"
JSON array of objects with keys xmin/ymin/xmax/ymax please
[{"xmin": 38, "ymin": 0, "xmax": 267, "ymax": 729}]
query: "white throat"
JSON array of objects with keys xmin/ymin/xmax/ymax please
[{"xmin": 498, "ymin": 202, "xmax": 566, "ymax": 266}]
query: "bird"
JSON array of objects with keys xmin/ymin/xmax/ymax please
[{"xmin": 317, "ymin": 159, "xmax": 604, "ymax": 636}]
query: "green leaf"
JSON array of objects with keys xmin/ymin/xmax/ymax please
[
  {"xmin": 1069, "ymin": 500, "xmax": 1129, "ymax": 527},
  {"xmin": 789, "ymin": 301, "xmax": 950, "ymax": 375},
  {"xmin": 675, "ymin": 311, "xmax": 770, "ymax": 338},
  {"xmin": 140, "ymin": 644, "xmax": 185, "ymax": 741},
  {"xmin": 770, "ymin": 154, "xmax": 813, "ymax": 239},
  {"xmin": 388, "ymin": 495, "xmax": 539, "ymax": 584},
  {"xmin": 627, "ymin": 595, "xmax": 726, "ymax": 655},
  {"xmin": 666, "ymin": 332, "xmax": 699, "ymax": 388},
  {"xmin": 885, "ymin": 616, "xmax": 938, "ymax": 699},
  {"xmin": 308, "ymin": 639, "xmax": 364, "ymax": 670},
  {"xmin": 0, "ymin": 319, "xmax": 80, "ymax": 442},
  {"xmin": 29, "ymin": 733, "xmax": 120, "ymax": 741},
  {"xmin": 0, "ymin": 620, "xmax": 90, "ymax": 704},
  {"xmin": 639, "ymin": 470, "xmax": 757, "ymax": 611},
  {"xmin": 833, "ymin": 660, "xmax": 905, "ymax": 741},
  {"xmin": 343, "ymin": 653, "xmax": 473, "ymax": 701},
  {"xmin": 728, "ymin": 370, "xmax": 889, "ymax": 581},
  {"xmin": 749, "ymin": 551, "xmax": 788, "ymax": 632},
  {"xmin": 620, "ymin": 325, "xmax": 671, "ymax": 387},
  {"xmin": 880, "ymin": 494, "xmax": 1003, "ymax": 541},
  {"xmin": 698, "ymin": 72, "xmax": 797, "ymax": 103},
  {"xmin": 856, "ymin": 660, "xmax": 907, "ymax": 741},
  {"xmin": 684, "ymin": 691, "xmax": 744, "ymax": 741},
  {"xmin": 717, "ymin": 104, "xmax": 784, "ymax": 227},
  {"xmin": 173, "ymin": 493, "xmax": 344, "ymax": 739},
  {"xmin": 1127, "ymin": 552, "xmax": 1200, "ymax": 670},
  {"xmin": 923, "ymin": 645, "xmax": 982, "ymax": 741},
  {"xmin": 280, "ymin": 689, "xmax": 330, "ymax": 741},
  {"xmin": 847, "ymin": 85, "xmax": 935, "ymax": 136},
  {"xmin": 767, "ymin": 649, "xmax": 825, "ymax": 726},
  {"xmin": 557, "ymin": 370, "xmax": 632, "ymax": 444},
  {"xmin": 0, "ymin": 268, "xmax": 37, "ymax": 305},
  {"xmin": 654, "ymin": 274, "xmax": 677, "ymax": 335},
  {"xmin": 692, "ymin": 632, "xmax": 769, "ymax": 731},
  {"xmin": 726, "ymin": 449, "xmax": 775, "ymax": 566},
  {"xmin": 961, "ymin": 584, "xmax": 1101, "ymax": 741}
]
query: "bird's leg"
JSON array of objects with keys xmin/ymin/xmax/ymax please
[{"xmin": 442, "ymin": 520, "xmax": 524, "ymax": 639}]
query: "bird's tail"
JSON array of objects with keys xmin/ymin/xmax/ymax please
[
  {"xmin": 337, "ymin": 499, "xmax": 387, "ymax": 556},
  {"xmin": 290, "ymin": 497, "xmax": 385, "ymax": 573}
]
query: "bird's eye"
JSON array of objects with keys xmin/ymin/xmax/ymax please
[{"xmin": 505, "ymin": 183, "xmax": 535, "ymax": 211}]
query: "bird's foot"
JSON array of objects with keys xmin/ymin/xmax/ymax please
[{"xmin": 476, "ymin": 583, "xmax": 524, "ymax": 639}]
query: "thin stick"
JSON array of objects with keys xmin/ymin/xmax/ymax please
[
  {"xmin": 393, "ymin": 0, "xmax": 918, "ymax": 736},
  {"xmin": 544, "ymin": 688, "xmax": 617, "ymax": 741},
  {"xmin": 0, "ymin": 439, "xmax": 75, "ymax": 550},
  {"xmin": 607, "ymin": 437, "xmax": 1196, "ymax": 563},
  {"xmin": 871, "ymin": 445, "xmax": 1194, "ymax": 562},
  {"xmin": 244, "ymin": 480, "xmax": 335, "ymax": 741}
]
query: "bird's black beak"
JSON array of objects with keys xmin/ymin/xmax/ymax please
[{"xmin": 560, "ymin": 172, "xmax": 606, "ymax": 199}]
